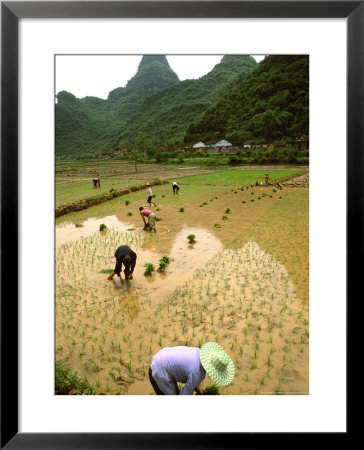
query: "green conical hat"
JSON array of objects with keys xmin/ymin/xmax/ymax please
[{"xmin": 200, "ymin": 342, "xmax": 235, "ymax": 386}]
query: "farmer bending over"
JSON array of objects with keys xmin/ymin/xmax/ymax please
[
  {"xmin": 148, "ymin": 342, "xmax": 235, "ymax": 395},
  {"xmin": 107, "ymin": 245, "xmax": 137, "ymax": 282},
  {"xmin": 146, "ymin": 183, "xmax": 157, "ymax": 207},
  {"xmin": 172, "ymin": 181, "xmax": 180, "ymax": 194},
  {"xmin": 93, "ymin": 177, "xmax": 101, "ymax": 188},
  {"xmin": 139, "ymin": 206, "xmax": 157, "ymax": 233}
]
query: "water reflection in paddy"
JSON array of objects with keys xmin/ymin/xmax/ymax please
[{"xmin": 56, "ymin": 216, "xmax": 223, "ymax": 310}]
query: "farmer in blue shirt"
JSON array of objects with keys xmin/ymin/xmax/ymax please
[{"xmin": 149, "ymin": 342, "xmax": 235, "ymax": 395}]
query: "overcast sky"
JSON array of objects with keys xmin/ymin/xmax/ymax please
[{"xmin": 55, "ymin": 55, "xmax": 265, "ymax": 100}]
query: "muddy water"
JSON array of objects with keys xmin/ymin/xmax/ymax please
[
  {"xmin": 57, "ymin": 219, "xmax": 223, "ymax": 307},
  {"xmin": 56, "ymin": 185, "xmax": 309, "ymax": 395},
  {"xmin": 56, "ymin": 216, "xmax": 135, "ymax": 247}
]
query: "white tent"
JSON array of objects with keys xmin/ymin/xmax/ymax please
[
  {"xmin": 192, "ymin": 141, "xmax": 206, "ymax": 148},
  {"xmin": 215, "ymin": 139, "xmax": 232, "ymax": 147}
]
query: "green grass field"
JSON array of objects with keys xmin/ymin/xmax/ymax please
[
  {"xmin": 177, "ymin": 169, "xmax": 301, "ymax": 186},
  {"xmin": 56, "ymin": 166, "xmax": 305, "ymax": 208},
  {"xmin": 55, "ymin": 179, "xmax": 151, "ymax": 207}
]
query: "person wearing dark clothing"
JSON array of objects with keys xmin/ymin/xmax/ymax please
[
  {"xmin": 93, "ymin": 177, "xmax": 101, "ymax": 188},
  {"xmin": 107, "ymin": 245, "xmax": 137, "ymax": 281},
  {"xmin": 172, "ymin": 181, "xmax": 180, "ymax": 194}
]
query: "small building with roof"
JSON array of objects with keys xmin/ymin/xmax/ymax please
[
  {"xmin": 192, "ymin": 141, "xmax": 207, "ymax": 149},
  {"xmin": 215, "ymin": 139, "xmax": 232, "ymax": 147}
]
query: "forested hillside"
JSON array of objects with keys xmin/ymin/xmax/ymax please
[
  {"xmin": 56, "ymin": 55, "xmax": 308, "ymax": 158},
  {"xmin": 56, "ymin": 56, "xmax": 180, "ymax": 157},
  {"xmin": 111, "ymin": 55, "xmax": 257, "ymax": 148},
  {"xmin": 184, "ymin": 55, "xmax": 309, "ymax": 144}
]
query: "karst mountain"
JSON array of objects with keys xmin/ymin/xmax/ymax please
[
  {"xmin": 56, "ymin": 55, "xmax": 308, "ymax": 157},
  {"xmin": 55, "ymin": 55, "xmax": 257, "ymax": 157}
]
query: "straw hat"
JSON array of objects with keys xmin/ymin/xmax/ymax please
[
  {"xmin": 146, "ymin": 183, "xmax": 151, "ymax": 186},
  {"xmin": 200, "ymin": 342, "xmax": 235, "ymax": 386}
]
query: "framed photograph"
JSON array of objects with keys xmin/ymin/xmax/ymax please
[{"xmin": 2, "ymin": 1, "xmax": 357, "ymax": 447}]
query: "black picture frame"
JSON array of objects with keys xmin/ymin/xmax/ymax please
[{"xmin": 1, "ymin": 1, "xmax": 357, "ymax": 448}]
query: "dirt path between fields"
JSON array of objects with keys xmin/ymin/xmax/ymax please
[
  {"xmin": 281, "ymin": 172, "xmax": 309, "ymax": 188},
  {"xmin": 55, "ymin": 179, "xmax": 168, "ymax": 218}
]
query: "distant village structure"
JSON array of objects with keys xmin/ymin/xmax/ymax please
[
  {"xmin": 108, "ymin": 135, "xmax": 309, "ymax": 160},
  {"xmin": 188, "ymin": 135, "xmax": 309, "ymax": 154},
  {"xmin": 192, "ymin": 141, "xmax": 206, "ymax": 149}
]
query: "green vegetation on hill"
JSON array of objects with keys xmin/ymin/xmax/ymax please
[
  {"xmin": 56, "ymin": 55, "xmax": 309, "ymax": 161},
  {"xmin": 56, "ymin": 55, "xmax": 257, "ymax": 157},
  {"xmin": 56, "ymin": 56, "xmax": 180, "ymax": 157},
  {"xmin": 184, "ymin": 55, "xmax": 309, "ymax": 144},
  {"xmin": 113, "ymin": 55, "xmax": 257, "ymax": 147}
]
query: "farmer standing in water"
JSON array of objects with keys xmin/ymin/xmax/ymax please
[
  {"xmin": 139, "ymin": 206, "xmax": 157, "ymax": 233},
  {"xmin": 172, "ymin": 181, "xmax": 180, "ymax": 194},
  {"xmin": 107, "ymin": 245, "xmax": 137, "ymax": 282},
  {"xmin": 148, "ymin": 342, "xmax": 235, "ymax": 395},
  {"xmin": 93, "ymin": 177, "xmax": 101, "ymax": 188},
  {"xmin": 146, "ymin": 183, "xmax": 157, "ymax": 207}
]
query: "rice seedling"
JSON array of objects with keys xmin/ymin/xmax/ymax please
[
  {"xmin": 127, "ymin": 212, "xmax": 133, "ymax": 216},
  {"xmin": 179, "ymin": 207, "xmax": 184, "ymax": 213},
  {"xmin": 144, "ymin": 263, "xmax": 155, "ymax": 276},
  {"xmin": 187, "ymin": 234, "xmax": 196, "ymax": 243},
  {"xmin": 99, "ymin": 224, "xmax": 107, "ymax": 231},
  {"xmin": 250, "ymin": 359, "xmax": 257, "ymax": 370},
  {"xmin": 273, "ymin": 388, "xmax": 285, "ymax": 395},
  {"xmin": 157, "ymin": 260, "xmax": 168, "ymax": 273},
  {"xmin": 282, "ymin": 344, "xmax": 290, "ymax": 353},
  {"xmin": 203, "ymin": 385, "xmax": 220, "ymax": 395},
  {"xmin": 99, "ymin": 269, "xmax": 113, "ymax": 274}
]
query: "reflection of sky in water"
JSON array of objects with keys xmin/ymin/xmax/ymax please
[
  {"xmin": 57, "ymin": 216, "xmax": 224, "ymax": 310},
  {"xmin": 56, "ymin": 215, "xmax": 171, "ymax": 247},
  {"xmin": 56, "ymin": 216, "xmax": 134, "ymax": 246},
  {"xmin": 113, "ymin": 225, "xmax": 224, "ymax": 302}
]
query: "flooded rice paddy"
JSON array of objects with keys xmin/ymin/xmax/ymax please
[{"xmin": 56, "ymin": 182, "xmax": 309, "ymax": 395}]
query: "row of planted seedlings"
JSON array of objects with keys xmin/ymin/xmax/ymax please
[
  {"xmin": 56, "ymin": 228, "xmax": 160, "ymax": 394},
  {"xmin": 195, "ymin": 185, "xmax": 286, "ymax": 229},
  {"xmin": 153, "ymin": 240, "xmax": 309, "ymax": 395}
]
